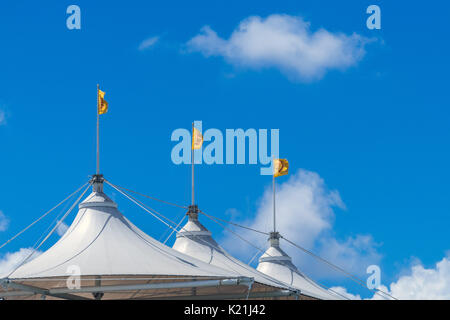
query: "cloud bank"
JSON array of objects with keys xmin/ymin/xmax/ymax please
[
  {"xmin": 332, "ymin": 255, "xmax": 450, "ymax": 300},
  {"xmin": 187, "ymin": 14, "xmax": 370, "ymax": 81},
  {"xmin": 379, "ymin": 256, "xmax": 450, "ymax": 300}
]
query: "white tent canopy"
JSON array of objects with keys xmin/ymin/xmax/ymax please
[
  {"xmin": 1, "ymin": 177, "xmax": 296, "ymax": 300},
  {"xmin": 8, "ymin": 186, "xmax": 234, "ymax": 279}
]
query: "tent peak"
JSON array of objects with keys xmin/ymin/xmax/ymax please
[
  {"xmin": 259, "ymin": 236, "xmax": 293, "ymax": 265},
  {"xmin": 80, "ymin": 175, "xmax": 117, "ymax": 210},
  {"xmin": 257, "ymin": 236, "xmax": 343, "ymax": 300},
  {"xmin": 268, "ymin": 231, "xmax": 281, "ymax": 247},
  {"xmin": 187, "ymin": 204, "xmax": 199, "ymax": 221},
  {"xmin": 90, "ymin": 174, "xmax": 104, "ymax": 193}
]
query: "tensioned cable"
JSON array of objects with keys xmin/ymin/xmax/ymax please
[
  {"xmin": 108, "ymin": 184, "xmax": 267, "ymax": 237},
  {"xmin": 105, "ymin": 183, "xmax": 268, "ymax": 263},
  {"xmin": 103, "ymin": 184, "xmax": 303, "ymax": 287},
  {"xmin": 5, "ymin": 183, "xmax": 92, "ymax": 278},
  {"xmin": 198, "ymin": 209, "xmax": 271, "ymax": 257},
  {"xmin": 281, "ymin": 236, "xmax": 397, "ymax": 300},
  {"xmin": 28, "ymin": 186, "xmax": 85, "ymax": 253},
  {"xmin": 197, "ymin": 208, "xmax": 395, "ymax": 300},
  {"xmin": 159, "ymin": 210, "xmax": 187, "ymax": 243},
  {"xmin": 100, "ymin": 184, "xmax": 385, "ymax": 298},
  {"xmin": 304, "ymin": 278, "xmax": 351, "ymax": 301},
  {"xmin": 111, "ymin": 184, "xmax": 268, "ymax": 237},
  {"xmin": 197, "ymin": 208, "xmax": 350, "ymax": 300},
  {"xmin": 106, "ymin": 185, "xmax": 270, "ymax": 253},
  {"xmin": 33, "ymin": 184, "xmax": 91, "ymax": 252},
  {"xmin": 109, "ymin": 182, "xmax": 190, "ymax": 244},
  {"xmin": 247, "ymin": 245, "xmax": 266, "ymax": 265},
  {"xmin": 199, "ymin": 210, "xmax": 270, "ymax": 236},
  {"xmin": 106, "ymin": 181, "xmax": 349, "ymax": 298},
  {"xmin": 12, "ymin": 276, "xmax": 232, "ymax": 282},
  {"xmin": 106, "ymin": 181, "xmax": 235, "ymax": 263},
  {"xmin": 106, "ymin": 182, "xmax": 235, "ymax": 258},
  {"xmin": 100, "ymin": 183, "xmax": 385, "ymax": 297},
  {"xmin": 0, "ymin": 181, "xmax": 90, "ymax": 251},
  {"xmin": 163, "ymin": 215, "xmax": 187, "ymax": 245},
  {"xmin": 105, "ymin": 182, "xmax": 376, "ymax": 299},
  {"xmin": 108, "ymin": 183, "xmax": 188, "ymax": 209},
  {"xmin": 106, "ymin": 181, "xmax": 182, "ymax": 228},
  {"xmin": 105, "ymin": 181, "xmax": 266, "ymax": 278}
]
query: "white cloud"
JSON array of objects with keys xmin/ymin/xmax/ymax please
[
  {"xmin": 318, "ymin": 235, "xmax": 382, "ymax": 278},
  {"xmin": 56, "ymin": 221, "xmax": 69, "ymax": 237},
  {"xmin": 0, "ymin": 248, "xmax": 42, "ymax": 278},
  {"xmin": 334, "ymin": 255, "xmax": 450, "ymax": 300},
  {"xmin": 138, "ymin": 36, "xmax": 159, "ymax": 51},
  {"xmin": 381, "ymin": 256, "xmax": 450, "ymax": 300},
  {"xmin": 224, "ymin": 208, "xmax": 242, "ymax": 220},
  {"xmin": 329, "ymin": 286, "xmax": 362, "ymax": 300},
  {"xmin": 221, "ymin": 169, "xmax": 382, "ymax": 279},
  {"xmin": 0, "ymin": 211, "xmax": 9, "ymax": 232},
  {"xmin": 187, "ymin": 14, "xmax": 371, "ymax": 81}
]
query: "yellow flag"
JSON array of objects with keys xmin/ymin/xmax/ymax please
[
  {"xmin": 192, "ymin": 127, "xmax": 203, "ymax": 150},
  {"xmin": 98, "ymin": 89, "xmax": 108, "ymax": 115},
  {"xmin": 273, "ymin": 159, "xmax": 289, "ymax": 178}
]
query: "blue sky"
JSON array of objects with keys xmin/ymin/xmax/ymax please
[{"xmin": 1, "ymin": 1, "xmax": 450, "ymax": 299}]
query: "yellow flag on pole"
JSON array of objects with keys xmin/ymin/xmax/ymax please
[
  {"xmin": 192, "ymin": 127, "xmax": 203, "ymax": 150},
  {"xmin": 273, "ymin": 159, "xmax": 289, "ymax": 178},
  {"xmin": 98, "ymin": 89, "xmax": 108, "ymax": 115}
]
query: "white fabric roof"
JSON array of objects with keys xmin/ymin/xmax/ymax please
[
  {"xmin": 172, "ymin": 217, "xmax": 291, "ymax": 290},
  {"xmin": 257, "ymin": 240, "xmax": 343, "ymax": 300},
  {"xmin": 8, "ymin": 189, "xmax": 239, "ymax": 280}
]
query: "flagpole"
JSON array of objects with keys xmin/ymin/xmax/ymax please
[
  {"xmin": 191, "ymin": 122, "xmax": 195, "ymax": 206},
  {"xmin": 273, "ymin": 172, "xmax": 276, "ymax": 233},
  {"xmin": 96, "ymin": 84, "xmax": 100, "ymax": 175}
]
